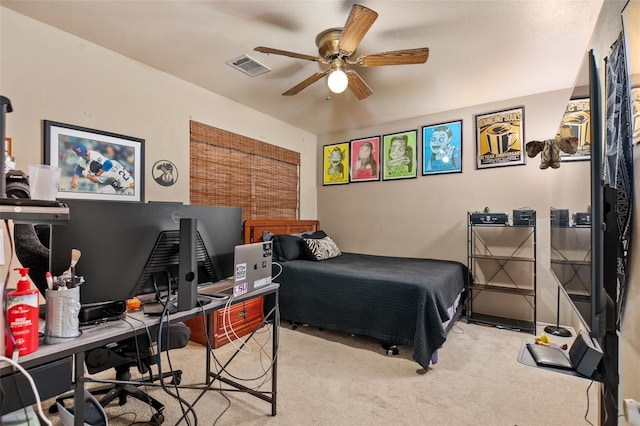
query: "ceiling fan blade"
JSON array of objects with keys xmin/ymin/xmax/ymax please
[
  {"xmin": 346, "ymin": 70, "xmax": 373, "ymax": 100},
  {"xmin": 337, "ymin": 4, "xmax": 378, "ymax": 56},
  {"xmin": 356, "ymin": 48, "xmax": 430, "ymax": 67},
  {"xmin": 282, "ymin": 71, "xmax": 329, "ymax": 96},
  {"xmin": 254, "ymin": 46, "xmax": 323, "ymax": 63}
]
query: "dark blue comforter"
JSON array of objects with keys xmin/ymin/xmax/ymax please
[{"xmin": 273, "ymin": 252, "xmax": 468, "ymax": 370}]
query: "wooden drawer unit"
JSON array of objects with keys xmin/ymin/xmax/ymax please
[{"xmin": 186, "ymin": 296, "xmax": 264, "ymax": 349}]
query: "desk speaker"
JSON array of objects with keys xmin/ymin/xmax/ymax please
[
  {"xmin": 569, "ymin": 331, "xmax": 603, "ymax": 377},
  {"xmin": 178, "ymin": 218, "xmax": 197, "ymax": 312}
]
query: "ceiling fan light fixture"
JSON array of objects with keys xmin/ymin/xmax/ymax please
[
  {"xmin": 328, "ymin": 69, "xmax": 348, "ymax": 93},
  {"xmin": 254, "ymin": 4, "xmax": 428, "ymax": 100},
  {"xmin": 328, "ymin": 59, "xmax": 348, "ymax": 93}
]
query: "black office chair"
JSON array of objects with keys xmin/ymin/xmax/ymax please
[{"xmin": 54, "ymin": 321, "xmax": 191, "ymax": 425}]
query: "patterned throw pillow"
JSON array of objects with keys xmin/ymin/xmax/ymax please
[{"xmin": 301, "ymin": 236, "xmax": 342, "ymax": 261}]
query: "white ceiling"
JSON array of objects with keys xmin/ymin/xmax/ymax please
[{"xmin": 1, "ymin": 0, "xmax": 605, "ymax": 136}]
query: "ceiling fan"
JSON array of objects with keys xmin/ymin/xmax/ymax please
[{"xmin": 253, "ymin": 4, "xmax": 430, "ymax": 100}]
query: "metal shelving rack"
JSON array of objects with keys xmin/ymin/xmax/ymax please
[
  {"xmin": 549, "ymin": 225, "xmax": 592, "ymax": 325},
  {"xmin": 466, "ymin": 211, "xmax": 536, "ymax": 334}
]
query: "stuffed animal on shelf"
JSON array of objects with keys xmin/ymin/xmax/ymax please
[{"xmin": 525, "ymin": 136, "xmax": 578, "ymax": 169}]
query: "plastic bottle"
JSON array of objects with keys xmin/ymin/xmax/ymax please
[{"xmin": 5, "ymin": 268, "xmax": 39, "ymax": 357}]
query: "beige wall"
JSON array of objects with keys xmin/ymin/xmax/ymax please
[
  {"xmin": 317, "ymin": 88, "xmax": 588, "ymax": 327},
  {"xmin": 0, "ymin": 5, "xmax": 318, "ymax": 347},
  {"xmin": 1, "ymin": 1, "xmax": 638, "ymax": 420},
  {"xmin": 318, "ymin": 0, "xmax": 638, "ymax": 416},
  {"xmin": 0, "ymin": 7, "xmax": 318, "ymax": 216}
]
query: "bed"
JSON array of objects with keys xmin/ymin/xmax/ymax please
[{"xmin": 244, "ymin": 219, "xmax": 469, "ymax": 371}]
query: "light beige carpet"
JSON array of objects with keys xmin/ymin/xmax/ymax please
[{"xmin": 39, "ymin": 320, "xmax": 598, "ymax": 426}]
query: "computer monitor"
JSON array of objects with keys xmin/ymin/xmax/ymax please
[{"xmin": 49, "ymin": 199, "xmax": 242, "ymax": 305}]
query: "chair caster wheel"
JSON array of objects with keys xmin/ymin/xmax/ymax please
[{"xmin": 150, "ymin": 413, "xmax": 165, "ymax": 425}]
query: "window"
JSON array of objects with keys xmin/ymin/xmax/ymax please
[{"xmin": 190, "ymin": 121, "xmax": 300, "ymax": 221}]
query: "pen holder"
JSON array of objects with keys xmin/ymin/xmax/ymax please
[{"xmin": 45, "ymin": 286, "xmax": 81, "ymax": 344}]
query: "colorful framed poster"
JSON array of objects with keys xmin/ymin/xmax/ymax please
[
  {"xmin": 475, "ymin": 106, "xmax": 525, "ymax": 169},
  {"xmin": 44, "ymin": 120, "xmax": 144, "ymax": 201},
  {"xmin": 557, "ymin": 98, "xmax": 591, "ymax": 161},
  {"xmin": 632, "ymin": 87, "xmax": 640, "ymax": 145},
  {"xmin": 382, "ymin": 130, "xmax": 418, "ymax": 181},
  {"xmin": 349, "ymin": 136, "xmax": 380, "ymax": 182},
  {"xmin": 322, "ymin": 142, "xmax": 349, "ymax": 185},
  {"xmin": 422, "ymin": 120, "xmax": 463, "ymax": 175}
]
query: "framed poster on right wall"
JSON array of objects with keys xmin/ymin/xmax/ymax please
[
  {"xmin": 630, "ymin": 87, "xmax": 639, "ymax": 145},
  {"xmin": 558, "ymin": 97, "xmax": 591, "ymax": 161},
  {"xmin": 322, "ymin": 142, "xmax": 349, "ymax": 185},
  {"xmin": 382, "ymin": 130, "xmax": 418, "ymax": 181},
  {"xmin": 475, "ymin": 106, "xmax": 525, "ymax": 169},
  {"xmin": 422, "ymin": 120, "xmax": 463, "ymax": 175},
  {"xmin": 350, "ymin": 136, "xmax": 380, "ymax": 182}
]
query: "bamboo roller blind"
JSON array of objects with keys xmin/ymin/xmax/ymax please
[{"xmin": 189, "ymin": 120, "xmax": 300, "ymax": 222}]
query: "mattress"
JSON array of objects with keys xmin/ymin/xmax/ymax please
[{"xmin": 272, "ymin": 252, "xmax": 468, "ymax": 370}]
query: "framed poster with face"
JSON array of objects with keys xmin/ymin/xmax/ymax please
[
  {"xmin": 382, "ymin": 130, "xmax": 418, "ymax": 181},
  {"xmin": 350, "ymin": 136, "xmax": 380, "ymax": 182},
  {"xmin": 422, "ymin": 120, "xmax": 463, "ymax": 175},
  {"xmin": 475, "ymin": 106, "xmax": 525, "ymax": 169},
  {"xmin": 322, "ymin": 142, "xmax": 349, "ymax": 185},
  {"xmin": 558, "ymin": 98, "xmax": 591, "ymax": 161}
]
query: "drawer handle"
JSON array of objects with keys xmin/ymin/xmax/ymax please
[{"xmin": 237, "ymin": 309, "xmax": 247, "ymax": 318}]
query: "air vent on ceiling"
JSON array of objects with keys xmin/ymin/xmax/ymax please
[{"xmin": 227, "ymin": 54, "xmax": 271, "ymax": 77}]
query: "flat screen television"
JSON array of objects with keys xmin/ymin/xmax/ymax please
[
  {"xmin": 49, "ymin": 199, "xmax": 242, "ymax": 305},
  {"xmin": 549, "ymin": 49, "xmax": 611, "ymax": 340},
  {"xmin": 587, "ymin": 47, "xmax": 609, "ymax": 341}
]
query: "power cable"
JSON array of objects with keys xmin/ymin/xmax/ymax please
[
  {"xmin": 0, "ymin": 355, "xmax": 52, "ymax": 426},
  {"xmin": 156, "ymin": 299, "xmax": 197, "ymax": 426}
]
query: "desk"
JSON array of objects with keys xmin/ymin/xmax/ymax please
[{"xmin": 0, "ymin": 283, "xmax": 279, "ymax": 425}]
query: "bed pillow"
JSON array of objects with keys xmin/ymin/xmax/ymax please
[
  {"xmin": 302, "ymin": 230, "xmax": 328, "ymax": 240},
  {"xmin": 301, "ymin": 235, "xmax": 342, "ymax": 261},
  {"xmin": 272, "ymin": 234, "xmax": 305, "ymax": 261}
]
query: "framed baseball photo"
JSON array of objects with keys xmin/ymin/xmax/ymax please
[
  {"xmin": 322, "ymin": 142, "xmax": 349, "ymax": 185},
  {"xmin": 350, "ymin": 136, "xmax": 380, "ymax": 182},
  {"xmin": 422, "ymin": 120, "xmax": 463, "ymax": 175},
  {"xmin": 382, "ymin": 130, "xmax": 417, "ymax": 181},
  {"xmin": 44, "ymin": 120, "xmax": 145, "ymax": 201}
]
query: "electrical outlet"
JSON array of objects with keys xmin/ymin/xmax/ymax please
[{"xmin": 624, "ymin": 399, "xmax": 640, "ymax": 426}]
